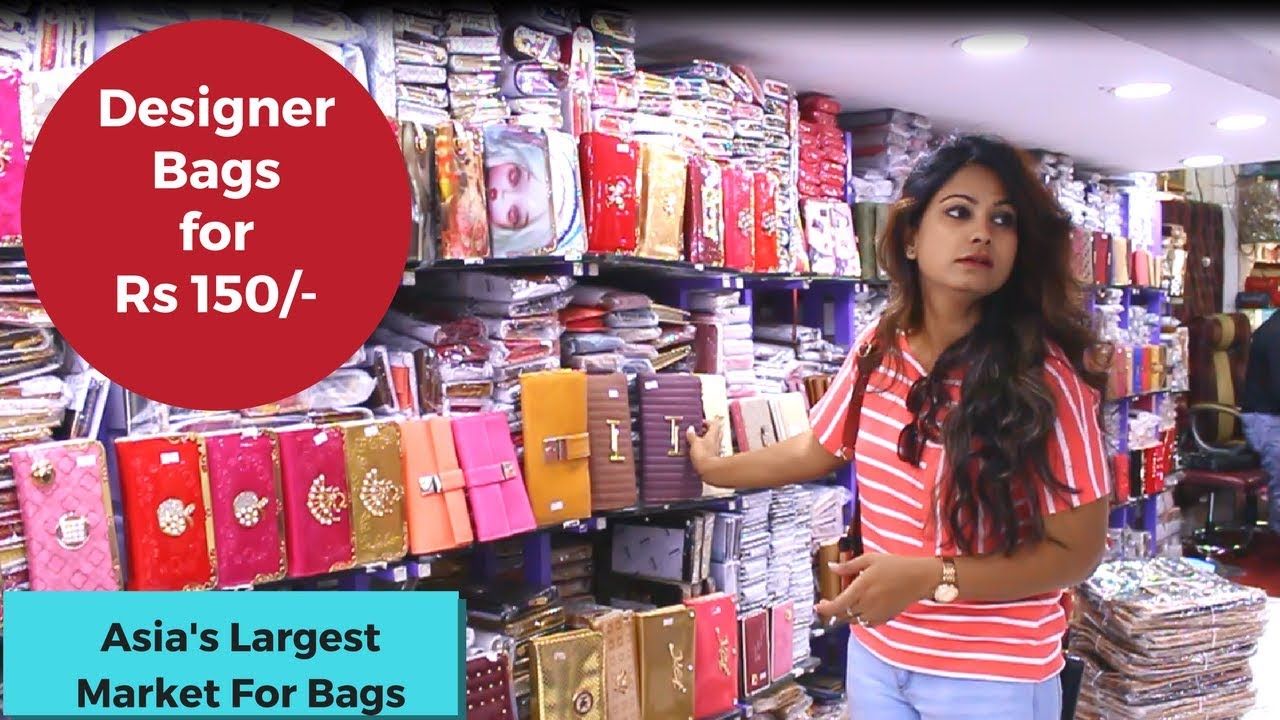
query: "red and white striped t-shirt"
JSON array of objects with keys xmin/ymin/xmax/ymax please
[{"xmin": 809, "ymin": 329, "xmax": 1109, "ymax": 683}]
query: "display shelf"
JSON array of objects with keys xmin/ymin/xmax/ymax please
[{"xmin": 739, "ymin": 657, "xmax": 824, "ymax": 715}]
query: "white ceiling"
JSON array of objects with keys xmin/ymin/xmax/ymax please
[{"xmin": 633, "ymin": 12, "xmax": 1280, "ymax": 175}]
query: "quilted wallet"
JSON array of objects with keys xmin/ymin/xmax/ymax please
[
  {"xmin": 274, "ymin": 426, "xmax": 356, "ymax": 578},
  {"xmin": 11, "ymin": 439, "xmax": 121, "ymax": 590},
  {"xmin": 585, "ymin": 372, "xmax": 638, "ymax": 511},
  {"xmin": 521, "ymin": 370, "xmax": 593, "ymax": 525},
  {"xmin": 115, "ymin": 434, "xmax": 217, "ymax": 590},
  {"xmin": 342, "ymin": 421, "xmax": 409, "ymax": 565},
  {"xmin": 635, "ymin": 605, "xmax": 697, "ymax": 720},
  {"xmin": 685, "ymin": 593, "xmax": 740, "ymax": 719},
  {"xmin": 637, "ymin": 374, "xmax": 706, "ymax": 505},
  {"xmin": 451, "ymin": 411, "xmax": 537, "ymax": 541},
  {"xmin": 399, "ymin": 416, "xmax": 473, "ymax": 554},
  {"xmin": 204, "ymin": 430, "xmax": 286, "ymax": 588},
  {"xmin": 530, "ymin": 629, "xmax": 606, "ymax": 720}
]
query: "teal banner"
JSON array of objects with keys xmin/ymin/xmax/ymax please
[{"xmin": 3, "ymin": 591, "xmax": 463, "ymax": 717}]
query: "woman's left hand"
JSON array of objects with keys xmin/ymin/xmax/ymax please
[{"xmin": 815, "ymin": 553, "xmax": 942, "ymax": 627}]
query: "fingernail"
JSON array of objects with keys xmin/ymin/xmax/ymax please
[{"xmin": 827, "ymin": 561, "xmax": 838, "ymax": 569}]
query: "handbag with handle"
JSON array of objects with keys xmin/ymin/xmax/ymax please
[{"xmin": 835, "ymin": 339, "xmax": 882, "ymax": 570}]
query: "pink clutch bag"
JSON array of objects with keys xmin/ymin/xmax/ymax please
[
  {"xmin": 274, "ymin": 426, "xmax": 355, "ymax": 578},
  {"xmin": 450, "ymin": 411, "xmax": 536, "ymax": 542},
  {"xmin": 769, "ymin": 601, "xmax": 795, "ymax": 681},
  {"xmin": 204, "ymin": 430, "xmax": 287, "ymax": 588},
  {"xmin": 0, "ymin": 68, "xmax": 25, "ymax": 246},
  {"xmin": 10, "ymin": 440, "xmax": 121, "ymax": 590}
]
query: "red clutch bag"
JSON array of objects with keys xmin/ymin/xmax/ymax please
[
  {"xmin": 752, "ymin": 170, "xmax": 781, "ymax": 272},
  {"xmin": 115, "ymin": 434, "xmax": 217, "ymax": 591},
  {"xmin": 579, "ymin": 132, "xmax": 639, "ymax": 254},
  {"xmin": 721, "ymin": 163, "xmax": 755, "ymax": 271}
]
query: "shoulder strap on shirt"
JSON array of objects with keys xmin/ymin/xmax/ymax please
[{"xmin": 844, "ymin": 336, "xmax": 883, "ymax": 558}]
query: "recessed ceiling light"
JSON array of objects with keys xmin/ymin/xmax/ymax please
[
  {"xmin": 1215, "ymin": 113, "xmax": 1267, "ymax": 131},
  {"xmin": 1182, "ymin": 154, "xmax": 1225, "ymax": 169},
  {"xmin": 956, "ymin": 33, "xmax": 1029, "ymax": 57},
  {"xmin": 1109, "ymin": 82, "xmax": 1173, "ymax": 99}
]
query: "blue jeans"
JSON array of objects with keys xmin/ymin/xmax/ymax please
[
  {"xmin": 1242, "ymin": 413, "xmax": 1280, "ymax": 532},
  {"xmin": 845, "ymin": 632, "xmax": 1062, "ymax": 719}
]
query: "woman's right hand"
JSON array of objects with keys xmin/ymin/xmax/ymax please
[{"xmin": 687, "ymin": 416, "xmax": 726, "ymax": 481}]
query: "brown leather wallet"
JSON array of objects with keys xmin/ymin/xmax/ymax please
[{"xmin": 586, "ymin": 373, "xmax": 638, "ymax": 511}]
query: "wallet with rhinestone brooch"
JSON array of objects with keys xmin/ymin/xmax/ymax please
[
  {"xmin": 338, "ymin": 420, "xmax": 409, "ymax": 565},
  {"xmin": 274, "ymin": 426, "xmax": 356, "ymax": 578},
  {"xmin": 12, "ymin": 439, "xmax": 122, "ymax": 591},
  {"xmin": 203, "ymin": 429, "xmax": 287, "ymax": 588},
  {"xmin": 115, "ymin": 434, "xmax": 218, "ymax": 590}
]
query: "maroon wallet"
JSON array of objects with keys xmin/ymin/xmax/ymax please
[
  {"xmin": 636, "ymin": 373, "xmax": 705, "ymax": 504},
  {"xmin": 739, "ymin": 608, "xmax": 770, "ymax": 696},
  {"xmin": 685, "ymin": 155, "xmax": 725, "ymax": 266},
  {"xmin": 466, "ymin": 653, "xmax": 513, "ymax": 720}
]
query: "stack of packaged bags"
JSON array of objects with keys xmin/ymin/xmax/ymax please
[
  {"xmin": 497, "ymin": 9, "xmax": 568, "ymax": 130},
  {"xmin": 632, "ymin": 70, "xmax": 686, "ymax": 150},
  {"xmin": 787, "ymin": 487, "xmax": 816, "ymax": 665},
  {"xmin": 797, "ymin": 93, "xmax": 849, "ymax": 202},
  {"xmin": 1070, "ymin": 558, "xmax": 1268, "ymax": 720},
  {"xmin": 415, "ymin": 272, "xmax": 572, "ymax": 448},
  {"xmin": 586, "ymin": 10, "xmax": 637, "ymax": 139},
  {"xmin": 841, "ymin": 107, "xmax": 933, "ymax": 202},
  {"xmin": 389, "ymin": 6, "xmax": 450, "ymax": 125},
  {"xmin": 0, "ymin": 266, "xmax": 74, "ymax": 625},
  {"xmin": 561, "ymin": 286, "xmax": 653, "ymax": 376},
  {"xmin": 855, "ymin": 287, "xmax": 891, "ymax": 340},
  {"xmin": 754, "ymin": 323, "xmax": 845, "ymax": 387},
  {"xmin": 750, "ymin": 329, "xmax": 801, "ymax": 396},
  {"xmin": 736, "ymin": 490, "xmax": 773, "ymax": 614},
  {"xmin": 690, "ymin": 290, "xmax": 757, "ymax": 397},
  {"xmin": 0, "ymin": 5, "xmax": 33, "ymax": 71},
  {"xmin": 442, "ymin": 7, "xmax": 507, "ymax": 127},
  {"xmin": 380, "ymin": 307, "xmax": 492, "ymax": 417},
  {"xmin": 649, "ymin": 59, "xmax": 734, "ymax": 161},
  {"xmin": 797, "ymin": 93, "xmax": 858, "ymax": 275}
]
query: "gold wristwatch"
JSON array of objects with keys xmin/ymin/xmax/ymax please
[{"xmin": 933, "ymin": 557, "xmax": 959, "ymax": 603}]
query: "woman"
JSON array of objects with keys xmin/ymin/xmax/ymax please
[{"xmin": 688, "ymin": 134, "xmax": 1110, "ymax": 719}]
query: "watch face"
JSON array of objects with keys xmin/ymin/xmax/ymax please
[{"xmin": 934, "ymin": 584, "xmax": 959, "ymax": 603}]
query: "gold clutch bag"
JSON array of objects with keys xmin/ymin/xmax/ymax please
[
  {"xmin": 341, "ymin": 421, "xmax": 408, "ymax": 564},
  {"xmin": 530, "ymin": 628, "xmax": 606, "ymax": 720},
  {"xmin": 635, "ymin": 605, "xmax": 696, "ymax": 720},
  {"xmin": 569, "ymin": 605, "xmax": 641, "ymax": 720},
  {"xmin": 635, "ymin": 142, "xmax": 688, "ymax": 261}
]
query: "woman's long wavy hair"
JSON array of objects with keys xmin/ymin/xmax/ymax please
[{"xmin": 869, "ymin": 134, "xmax": 1108, "ymax": 556}]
